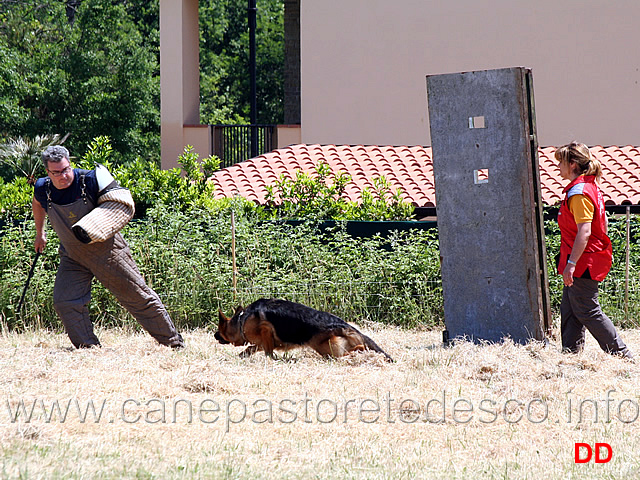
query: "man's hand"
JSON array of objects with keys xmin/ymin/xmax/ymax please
[
  {"xmin": 32, "ymin": 197, "xmax": 47, "ymax": 253},
  {"xmin": 34, "ymin": 233, "xmax": 47, "ymax": 253}
]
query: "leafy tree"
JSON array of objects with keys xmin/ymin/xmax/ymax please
[
  {"xmin": 0, "ymin": 37, "xmax": 27, "ymax": 137},
  {"xmin": 0, "ymin": 133, "xmax": 68, "ymax": 183},
  {"xmin": 63, "ymin": 0, "xmax": 160, "ymax": 158},
  {"xmin": 119, "ymin": 2, "xmax": 160, "ymax": 55},
  {"xmin": 1, "ymin": 0, "xmax": 286, "ymax": 166},
  {"xmin": 0, "ymin": 0, "xmax": 159, "ymax": 162},
  {"xmin": 199, "ymin": 0, "xmax": 284, "ymax": 124}
]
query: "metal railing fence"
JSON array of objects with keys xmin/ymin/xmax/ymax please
[{"xmin": 212, "ymin": 125, "xmax": 276, "ymax": 168}]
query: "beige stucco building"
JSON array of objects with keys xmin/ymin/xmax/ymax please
[{"xmin": 160, "ymin": 0, "xmax": 640, "ymax": 169}]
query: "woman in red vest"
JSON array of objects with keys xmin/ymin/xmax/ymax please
[{"xmin": 555, "ymin": 142, "xmax": 632, "ymax": 359}]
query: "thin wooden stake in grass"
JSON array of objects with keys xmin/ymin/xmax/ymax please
[
  {"xmin": 231, "ymin": 210, "xmax": 237, "ymax": 302},
  {"xmin": 625, "ymin": 206, "xmax": 630, "ymax": 324}
]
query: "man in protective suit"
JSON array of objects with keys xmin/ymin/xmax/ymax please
[{"xmin": 32, "ymin": 145, "xmax": 184, "ymax": 349}]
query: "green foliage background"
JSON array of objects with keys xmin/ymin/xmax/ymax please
[
  {"xmin": 199, "ymin": 0, "xmax": 284, "ymax": 124},
  {"xmin": 0, "ymin": 0, "xmax": 159, "ymax": 161},
  {"xmin": 1, "ymin": 136, "xmax": 639, "ymax": 337},
  {"xmin": 2, "ymin": 198, "xmax": 639, "ymax": 335},
  {"xmin": 0, "ymin": 0, "xmax": 285, "ymax": 161},
  {"xmin": 0, "ymin": 206, "xmax": 444, "ymax": 332},
  {"xmin": 0, "ymin": 138, "xmax": 439, "ymax": 334}
]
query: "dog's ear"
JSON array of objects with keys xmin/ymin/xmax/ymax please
[
  {"xmin": 218, "ymin": 309, "xmax": 229, "ymax": 323},
  {"xmin": 234, "ymin": 305, "xmax": 244, "ymax": 316}
]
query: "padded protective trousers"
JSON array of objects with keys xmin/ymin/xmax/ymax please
[{"xmin": 48, "ymin": 194, "xmax": 183, "ymax": 348}]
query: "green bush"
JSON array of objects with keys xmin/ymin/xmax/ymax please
[
  {"xmin": 0, "ymin": 206, "xmax": 443, "ymax": 332},
  {"xmin": 2, "ymin": 136, "xmax": 639, "ymax": 335},
  {"xmin": 600, "ymin": 213, "xmax": 640, "ymax": 327},
  {"xmin": 2, "ymin": 202, "xmax": 640, "ymax": 334},
  {"xmin": 0, "ymin": 177, "xmax": 32, "ymax": 224},
  {"xmin": 1, "ymin": 136, "xmax": 415, "ymax": 225},
  {"xmin": 76, "ymin": 137, "xmax": 223, "ymax": 212},
  {"xmin": 0, "ymin": 221, "xmax": 60, "ymax": 330},
  {"xmin": 265, "ymin": 161, "xmax": 415, "ymax": 221}
]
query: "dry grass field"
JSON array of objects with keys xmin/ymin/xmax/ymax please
[{"xmin": 2, "ymin": 323, "xmax": 640, "ymax": 479}]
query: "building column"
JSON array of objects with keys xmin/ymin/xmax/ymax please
[{"xmin": 159, "ymin": 0, "xmax": 210, "ymax": 169}]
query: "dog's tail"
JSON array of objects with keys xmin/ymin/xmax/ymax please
[{"xmin": 358, "ymin": 331, "xmax": 394, "ymax": 362}]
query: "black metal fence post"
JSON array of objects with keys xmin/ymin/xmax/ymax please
[{"xmin": 248, "ymin": 0, "xmax": 258, "ymax": 158}]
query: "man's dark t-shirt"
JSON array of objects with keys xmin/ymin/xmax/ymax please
[{"xmin": 34, "ymin": 169, "xmax": 99, "ymax": 211}]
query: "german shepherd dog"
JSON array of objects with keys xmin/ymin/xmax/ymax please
[{"xmin": 215, "ymin": 298, "xmax": 393, "ymax": 362}]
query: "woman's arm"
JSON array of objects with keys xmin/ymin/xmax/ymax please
[{"xmin": 563, "ymin": 221, "xmax": 591, "ymax": 287}]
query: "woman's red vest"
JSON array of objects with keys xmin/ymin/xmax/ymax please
[{"xmin": 557, "ymin": 175, "xmax": 612, "ymax": 281}]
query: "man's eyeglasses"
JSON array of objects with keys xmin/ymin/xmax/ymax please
[{"xmin": 48, "ymin": 166, "xmax": 73, "ymax": 177}]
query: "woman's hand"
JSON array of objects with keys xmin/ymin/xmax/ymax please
[{"xmin": 563, "ymin": 263, "xmax": 576, "ymax": 287}]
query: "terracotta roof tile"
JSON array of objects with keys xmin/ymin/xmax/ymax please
[{"xmin": 209, "ymin": 144, "xmax": 640, "ymax": 208}]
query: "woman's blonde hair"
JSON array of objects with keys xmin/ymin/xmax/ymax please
[{"xmin": 554, "ymin": 141, "xmax": 603, "ymax": 181}]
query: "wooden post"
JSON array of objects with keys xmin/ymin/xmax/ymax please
[
  {"xmin": 625, "ymin": 206, "xmax": 630, "ymax": 324},
  {"xmin": 231, "ymin": 210, "xmax": 238, "ymax": 302}
]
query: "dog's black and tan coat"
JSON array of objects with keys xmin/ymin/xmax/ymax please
[{"xmin": 215, "ymin": 298, "xmax": 393, "ymax": 362}]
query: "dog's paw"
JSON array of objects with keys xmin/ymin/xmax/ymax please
[{"xmin": 239, "ymin": 345, "xmax": 259, "ymax": 357}]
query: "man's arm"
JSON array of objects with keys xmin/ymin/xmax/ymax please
[{"xmin": 32, "ymin": 197, "xmax": 47, "ymax": 253}]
